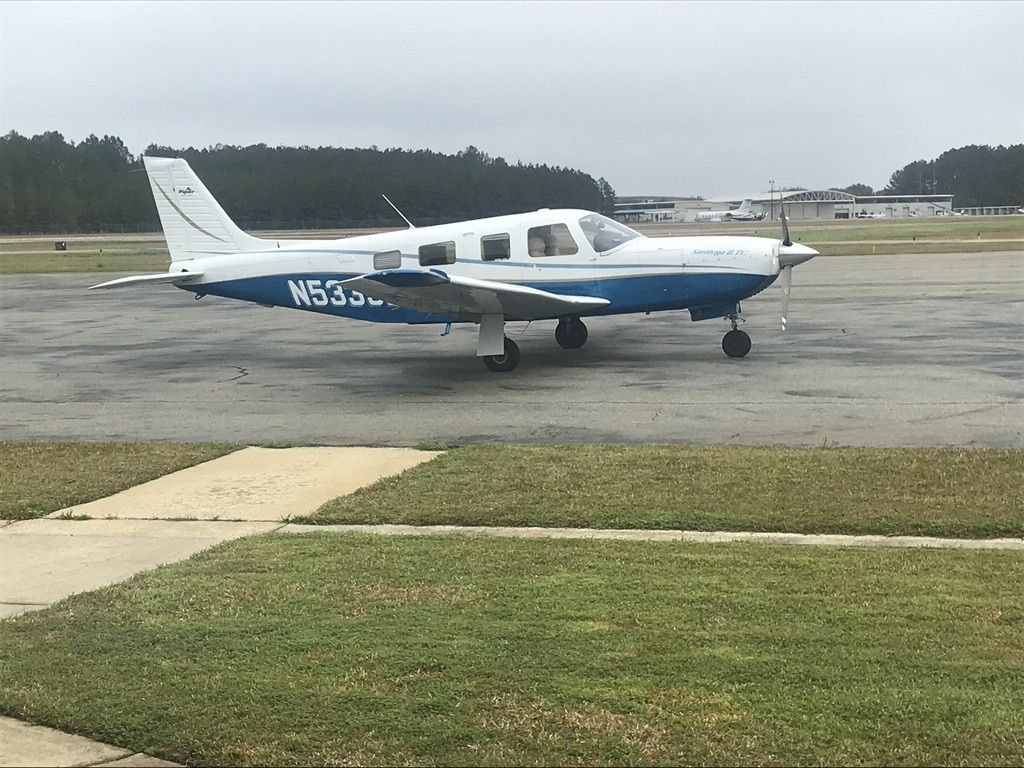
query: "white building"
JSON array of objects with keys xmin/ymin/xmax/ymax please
[
  {"xmin": 613, "ymin": 196, "xmax": 713, "ymax": 224},
  {"xmin": 849, "ymin": 195, "xmax": 957, "ymax": 218},
  {"xmin": 615, "ymin": 191, "xmax": 957, "ymax": 222}
]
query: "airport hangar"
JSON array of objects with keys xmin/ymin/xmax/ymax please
[{"xmin": 615, "ymin": 191, "xmax": 956, "ymax": 223}]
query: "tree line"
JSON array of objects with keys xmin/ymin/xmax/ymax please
[
  {"xmin": 0, "ymin": 132, "xmax": 616, "ymax": 233},
  {"xmin": 1, "ymin": 131, "xmax": 1020, "ymax": 233},
  {"xmin": 835, "ymin": 144, "xmax": 1023, "ymax": 207}
]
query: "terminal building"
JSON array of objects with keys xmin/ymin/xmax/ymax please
[
  {"xmin": 613, "ymin": 196, "xmax": 707, "ymax": 223},
  {"xmin": 615, "ymin": 191, "xmax": 956, "ymax": 223}
]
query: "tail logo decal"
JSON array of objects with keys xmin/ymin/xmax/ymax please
[{"xmin": 153, "ymin": 179, "xmax": 227, "ymax": 243}]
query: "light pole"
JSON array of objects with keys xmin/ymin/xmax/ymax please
[{"xmin": 769, "ymin": 180, "xmax": 775, "ymax": 221}]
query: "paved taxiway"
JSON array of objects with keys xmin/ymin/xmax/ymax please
[{"xmin": 2, "ymin": 251, "xmax": 1021, "ymax": 447}]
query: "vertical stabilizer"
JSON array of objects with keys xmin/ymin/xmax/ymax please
[{"xmin": 143, "ymin": 156, "xmax": 265, "ymax": 261}]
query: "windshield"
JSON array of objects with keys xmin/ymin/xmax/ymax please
[{"xmin": 578, "ymin": 214, "xmax": 642, "ymax": 253}]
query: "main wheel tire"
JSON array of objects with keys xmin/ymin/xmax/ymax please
[
  {"xmin": 555, "ymin": 318, "xmax": 588, "ymax": 350},
  {"xmin": 555, "ymin": 320, "xmax": 570, "ymax": 348},
  {"xmin": 722, "ymin": 329, "xmax": 751, "ymax": 358},
  {"xmin": 483, "ymin": 337, "xmax": 521, "ymax": 372}
]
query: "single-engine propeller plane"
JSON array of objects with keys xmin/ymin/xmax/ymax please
[{"xmin": 91, "ymin": 157, "xmax": 817, "ymax": 372}]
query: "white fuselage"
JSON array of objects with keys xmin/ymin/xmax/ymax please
[{"xmin": 172, "ymin": 209, "xmax": 784, "ymax": 323}]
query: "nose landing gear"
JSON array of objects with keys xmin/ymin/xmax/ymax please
[
  {"xmin": 722, "ymin": 315, "xmax": 751, "ymax": 358},
  {"xmin": 555, "ymin": 317, "xmax": 588, "ymax": 349}
]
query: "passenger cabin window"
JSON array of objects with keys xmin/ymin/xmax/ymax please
[
  {"xmin": 481, "ymin": 233, "xmax": 511, "ymax": 261},
  {"xmin": 418, "ymin": 241, "xmax": 456, "ymax": 267},
  {"xmin": 527, "ymin": 223, "xmax": 578, "ymax": 257},
  {"xmin": 578, "ymin": 214, "xmax": 641, "ymax": 253},
  {"xmin": 373, "ymin": 250, "xmax": 402, "ymax": 270}
]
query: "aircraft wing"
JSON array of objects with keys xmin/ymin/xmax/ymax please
[
  {"xmin": 341, "ymin": 269, "xmax": 609, "ymax": 320},
  {"xmin": 89, "ymin": 272, "xmax": 204, "ymax": 290}
]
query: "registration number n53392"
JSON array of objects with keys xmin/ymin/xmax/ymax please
[{"xmin": 287, "ymin": 279, "xmax": 385, "ymax": 308}]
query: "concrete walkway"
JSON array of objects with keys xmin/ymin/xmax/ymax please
[
  {"xmin": 5, "ymin": 519, "xmax": 1020, "ymax": 619},
  {"xmin": 0, "ymin": 447, "xmax": 439, "ymax": 766},
  {"xmin": 282, "ymin": 523, "xmax": 1024, "ymax": 550},
  {"xmin": 0, "ymin": 519, "xmax": 279, "ymax": 619},
  {"xmin": 0, "ymin": 716, "xmax": 179, "ymax": 766},
  {"xmin": 3, "ymin": 447, "xmax": 438, "ymax": 618},
  {"xmin": 46, "ymin": 446, "xmax": 439, "ymax": 521}
]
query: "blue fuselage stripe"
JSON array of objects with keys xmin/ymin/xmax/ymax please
[{"xmin": 187, "ymin": 271, "xmax": 777, "ymax": 324}]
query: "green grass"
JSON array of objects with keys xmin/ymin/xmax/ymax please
[
  {"xmin": 307, "ymin": 446, "xmax": 1024, "ymax": 538},
  {"xmin": 798, "ymin": 240, "xmax": 1019, "ymax": 256},
  {"xmin": 0, "ymin": 248, "xmax": 170, "ymax": 274},
  {"xmin": 637, "ymin": 217, "xmax": 1024, "ymax": 243},
  {"xmin": 0, "ymin": 534, "xmax": 1021, "ymax": 765},
  {"xmin": 794, "ymin": 217, "xmax": 1024, "ymax": 243},
  {"xmin": 0, "ymin": 442, "xmax": 241, "ymax": 519}
]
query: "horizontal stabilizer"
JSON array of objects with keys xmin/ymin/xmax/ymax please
[
  {"xmin": 88, "ymin": 272, "xmax": 204, "ymax": 290},
  {"xmin": 342, "ymin": 269, "xmax": 609, "ymax": 320}
]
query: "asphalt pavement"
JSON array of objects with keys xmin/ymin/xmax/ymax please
[{"xmin": 2, "ymin": 251, "xmax": 1021, "ymax": 447}]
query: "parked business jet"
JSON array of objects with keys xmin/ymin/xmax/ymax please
[
  {"xmin": 695, "ymin": 199, "xmax": 766, "ymax": 222},
  {"xmin": 90, "ymin": 157, "xmax": 816, "ymax": 372}
]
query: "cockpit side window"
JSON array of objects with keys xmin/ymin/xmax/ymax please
[
  {"xmin": 578, "ymin": 214, "xmax": 641, "ymax": 253},
  {"xmin": 526, "ymin": 224, "xmax": 578, "ymax": 257}
]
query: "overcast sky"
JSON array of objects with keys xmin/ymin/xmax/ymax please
[{"xmin": 2, "ymin": 0, "xmax": 1022, "ymax": 196}]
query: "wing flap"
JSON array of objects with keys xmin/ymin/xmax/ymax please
[
  {"xmin": 89, "ymin": 272, "xmax": 204, "ymax": 290},
  {"xmin": 341, "ymin": 269, "xmax": 609, "ymax": 320}
]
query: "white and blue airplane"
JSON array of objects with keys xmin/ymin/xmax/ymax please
[{"xmin": 91, "ymin": 157, "xmax": 817, "ymax": 372}]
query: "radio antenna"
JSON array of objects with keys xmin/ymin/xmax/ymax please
[{"xmin": 381, "ymin": 194, "xmax": 415, "ymax": 229}]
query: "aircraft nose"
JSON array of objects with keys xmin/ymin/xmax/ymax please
[{"xmin": 778, "ymin": 242, "xmax": 818, "ymax": 268}]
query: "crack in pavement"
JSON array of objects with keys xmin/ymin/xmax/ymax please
[{"xmin": 217, "ymin": 366, "xmax": 249, "ymax": 383}]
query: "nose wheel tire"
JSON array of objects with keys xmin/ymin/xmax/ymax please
[
  {"xmin": 555, "ymin": 317, "xmax": 588, "ymax": 349},
  {"xmin": 722, "ymin": 329, "xmax": 751, "ymax": 358},
  {"xmin": 482, "ymin": 337, "xmax": 521, "ymax": 372}
]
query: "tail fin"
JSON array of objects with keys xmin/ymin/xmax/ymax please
[
  {"xmin": 143, "ymin": 156, "xmax": 265, "ymax": 261},
  {"xmin": 737, "ymin": 198, "xmax": 752, "ymax": 211}
]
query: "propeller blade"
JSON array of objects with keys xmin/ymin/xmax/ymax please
[
  {"xmin": 780, "ymin": 203, "xmax": 792, "ymax": 247},
  {"xmin": 780, "ymin": 265, "xmax": 793, "ymax": 331}
]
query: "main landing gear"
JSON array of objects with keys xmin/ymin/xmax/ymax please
[
  {"xmin": 555, "ymin": 317, "xmax": 588, "ymax": 350},
  {"xmin": 482, "ymin": 336, "xmax": 520, "ymax": 372},
  {"xmin": 479, "ymin": 316, "xmax": 589, "ymax": 373},
  {"xmin": 722, "ymin": 315, "xmax": 751, "ymax": 358}
]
